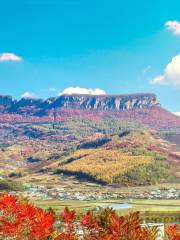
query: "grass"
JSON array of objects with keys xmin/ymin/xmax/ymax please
[
  {"xmin": 32, "ymin": 198, "xmax": 180, "ymax": 223},
  {"xmin": 33, "ymin": 198, "xmax": 180, "ymax": 215},
  {"xmin": 34, "ymin": 199, "xmax": 97, "ymax": 214}
]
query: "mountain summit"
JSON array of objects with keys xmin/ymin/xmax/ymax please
[
  {"xmin": 0, "ymin": 93, "xmax": 179, "ymax": 129},
  {"xmin": 0, "ymin": 93, "xmax": 159, "ymax": 114}
]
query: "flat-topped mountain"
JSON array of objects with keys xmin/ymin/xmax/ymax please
[
  {"xmin": 0, "ymin": 93, "xmax": 159, "ymax": 114},
  {"xmin": 0, "ymin": 93, "xmax": 179, "ymax": 129},
  {"xmin": 50, "ymin": 93, "xmax": 159, "ymax": 111}
]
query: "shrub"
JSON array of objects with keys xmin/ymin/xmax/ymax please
[
  {"xmin": 0, "ymin": 193, "xmax": 179, "ymax": 240},
  {"xmin": 0, "ymin": 193, "xmax": 55, "ymax": 240},
  {"xmin": 166, "ymin": 224, "xmax": 180, "ymax": 240},
  {"xmin": 0, "ymin": 178, "xmax": 24, "ymax": 191}
]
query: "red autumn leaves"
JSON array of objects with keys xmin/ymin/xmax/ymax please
[
  {"xmin": 166, "ymin": 224, "xmax": 180, "ymax": 240},
  {"xmin": 0, "ymin": 193, "xmax": 180, "ymax": 240},
  {"xmin": 0, "ymin": 194, "xmax": 55, "ymax": 240}
]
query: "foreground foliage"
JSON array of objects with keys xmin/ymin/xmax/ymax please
[
  {"xmin": 0, "ymin": 194, "xmax": 55, "ymax": 240},
  {"xmin": 0, "ymin": 194, "xmax": 180, "ymax": 239}
]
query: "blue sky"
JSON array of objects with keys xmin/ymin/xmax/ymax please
[{"xmin": 0, "ymin": 0, "xmax": 180, "ymax": 111}]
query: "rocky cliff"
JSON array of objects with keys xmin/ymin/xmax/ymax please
[
  {"xmin": 51, "ymin": 93, "xmax": 159, "ymax": 111},
  {"xmin": 0, "ymin": 93, "xmax": 159, "ymax": 114},
  {"xmin": 0, "ymin": 93, "xmax": 179, "ymax": 129}
]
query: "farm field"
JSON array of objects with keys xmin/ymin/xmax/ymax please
[
  {"xmin": 33, "ymin": 198, "xmax": 180, "ymax": 213},
  {"xmin": 33, "ymin": 198, "xmax": 180, "ymax": 223}
]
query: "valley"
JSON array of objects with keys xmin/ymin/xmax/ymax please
[{"xmin": 0, "ymin": 93, "xmax": 180, "ymax": 223}]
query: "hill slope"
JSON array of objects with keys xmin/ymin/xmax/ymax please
[
  {"xmin": 0, "ymin": 93, "xmax": 179, "ymax": 129},
  {"xmin": 0, "ymin": 93, "xmax": 179, "ymax": 188}
]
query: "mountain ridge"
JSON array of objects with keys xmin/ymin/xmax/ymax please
[
  {"xmin": 0, "ymin": 92, "xmax": 159, "ymax": 114},
  {"xmin": 0, "ymin": 93, "xmax": 179, "ymax": 129}
]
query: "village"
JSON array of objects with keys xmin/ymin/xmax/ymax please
[{"xmin": 17, "ymin": 184, "xmax": 180, "ymax": 201}]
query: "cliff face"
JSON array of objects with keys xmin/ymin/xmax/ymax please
[
  {"xmin": 0, "ymin": 93, "xmax": 160, "ymax": 114},
  {"xmin": 51, "ymin": 93, "xmax": 160, "ymax": 111},
  {"xmin": 0, "ymin": 93, "xmax": 179, "ymax": 129},
  {"xmin": 0, "ymin": 95, "xmax": 15, "ymax": 113}
]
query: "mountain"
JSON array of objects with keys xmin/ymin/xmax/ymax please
[
  {"xmin": 49, "ymin": 93, "xmax": 159, "ymax": 111},
  {"xmin": 0, "ymin": 93, "xmax": 179, "ymax": 129},
  {"xmin": 0, "ymin": 92, "xmax": 179, "ymax": 187},
  {"xmin": 0, "ymin": 93, "xmax": 159, "ymax": 113}
]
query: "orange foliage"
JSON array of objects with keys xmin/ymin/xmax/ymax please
[
  {"xmin": 0, "ymin": 193, "xmax": 55, "ymax": 240},
  {"xmin": 166, "ymin": 224, "xmax": 180, "ymax": 240},
  {"xmin": 0, "ymin": 193, "xmax": 180, "ymax": 240},
  {"xmin": 58, "ymin": 149, "xmax": 153, "ymax": 184}
]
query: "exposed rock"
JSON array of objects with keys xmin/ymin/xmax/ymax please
[
  {"xmin": 0, "ymin": 95, "xmax": 15, "ymax": 113},
  {"xmin": 50, "ymin": 93, "xmax": 160, "ymax": 111},
  {"xmin": 0, "ymin": 93, "xmax": 160, "ymax": 115}
]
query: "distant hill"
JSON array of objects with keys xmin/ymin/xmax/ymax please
[
  {"xmin": 0, "ymin": 93, "xmax": 159, "ymax": 113},
  {"xmin": 0, "ymin": 110, "xmax": 179, "ymax": 187},
  {"xmin": 0, "ymin": 93, "xmax": 179, "ymax": 129},
  {"xmin": 44, "ymin": 128, "xmax": 175, "ymax": 186}
]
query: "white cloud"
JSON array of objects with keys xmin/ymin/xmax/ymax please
[
  {"xmin": 0, "ymin": 53, "xmax": 22, "ymax": 62},
  {"xmin": 173, "ymin": 112, "xmax": 180, "ymax": 116},
  {"xmin": 21, "ymin": 91, "xmax": 35, "ymax": 98},
  {"xmin": 151, "ymin": 55, "xmax": 180, "ymax": 86},
  {"xmin": 165, "ymin": 21, "xmax": 180, "ymax": 35},
  {"xmin": 59, "ymin": 87, "xmax": 106, "ymax": 96}
]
